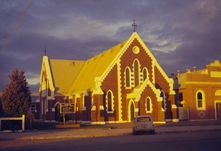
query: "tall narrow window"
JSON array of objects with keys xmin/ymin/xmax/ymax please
[
  {"xmin": 161, "ymin": 91, "xmax": 166, "ymax": 110},
  {"xmin": 134, "ymin": 59, "xmax": 140, "ymax": 86},
  {"xmin": 125, "ymin": 67, "xmax": 131, "ymax": 88},
  {"xmin": 142, "ymin": 68, "xmax": 148, "ymax": 81},
  {"xmin": 106, "ymin": 90, "xmax": 114, "ymax": 112},
  {"xmin": 197, "ymin": 92, "xmax": 203, "ymax": 108},
  {"xmin": 145, "ymin": 97, "xmax": 152, "ymax": 113},
  {"xmin": 31, "ymin": 104, "xmax": 37, "ymax": 113},
  {"xmin": 146, "ymin": 99, "xmax": 150, "ymax": 111},
  {"xmin": 196, "ymin": 90, "xmax": 205, "ymax": 110}
]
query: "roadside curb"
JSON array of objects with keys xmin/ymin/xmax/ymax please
[
  {"xmin": 17, "ymin": 132, "xmax": 130, "ymax": 141},
  {"xmin": 14, "ymin": 127, "xmax": 221, "ymax": 141},
  {"xmin": 2, "ymin": 125, "xmax": 221, "ymax": 141},
  {"xmin": 156, "ymin": 128, "xmax": 221, "ymax": 134}
]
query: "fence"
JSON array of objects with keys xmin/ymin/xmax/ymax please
[{"xmin": 0, "ymin": 114, "xmax": 25, "ymax": 131}]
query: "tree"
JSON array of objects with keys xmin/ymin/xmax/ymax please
[{"xmin": 2, "ymin": 69, "xmax": 31, "ymax": 116}]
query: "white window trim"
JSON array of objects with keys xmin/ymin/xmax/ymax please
[
  {"xmin": 124, "ymin": 66, "xmax": 132, "ymax": 89},
  {"xmin": 145, "ymin": 97, "xmax": 153, "ymax": 113},
  {"xmin": 106, "ymin": 90, "xmax": 114, "ymax": 113},
  {"xmin": 133, "ymin": 59, "xmax": 141, "ymax": 87},
  {"xmin": 161, "ymin": 90, "xmax": 166, "ymax": 111},
  {"xmin": 142, "ymin": 67, "xmax": 149, "ymax": 81},
  {"xmin": 196, "ymin": 90, "xmax": 206, "ymax": 110}
]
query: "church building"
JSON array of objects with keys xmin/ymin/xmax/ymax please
[
  {"xmin": 39, "ymin": 32, "xmax": 178, "ymax": 124},
  {"xmin": 177, "ymin": 60, "xmax": 221, "ymax": 120}
]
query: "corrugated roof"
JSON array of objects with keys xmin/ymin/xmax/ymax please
[{"xmin": 49, "ymin": 59, "xmax": 85, "ymax": 95}]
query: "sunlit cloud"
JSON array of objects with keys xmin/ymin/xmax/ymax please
[
  {"xmin": 26, "ymin": 72, "xmax": 39, "ymax": 85},
  {"xmin": 38, "ymin": 16, "xmax": 129, "ymax": 41}
]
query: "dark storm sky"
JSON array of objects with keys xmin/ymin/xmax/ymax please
[{"xmin": 0, "ymin": 0, "xmax": 221, "ymax": 92}]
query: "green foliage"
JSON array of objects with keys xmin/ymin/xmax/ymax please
[{"xmin": 2, "ymin": 69, "xmax": 31, "ymax": 116}]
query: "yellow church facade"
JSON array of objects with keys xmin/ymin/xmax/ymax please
[
  {"xmin": 39, "ymin": 32, "xmax": 178, "ymax": 124},
  {"xmin": 177, "ymin": 60, "xmax": 221, "ymax": 120}
]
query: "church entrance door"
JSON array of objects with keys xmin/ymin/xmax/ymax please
[
  {"xmin": 55, "ymin": 103, "xmax": 60, "ymax": 121},
  {"xmin": 130, "ymin": 102, "xmax": 135, "ymax": 121}
]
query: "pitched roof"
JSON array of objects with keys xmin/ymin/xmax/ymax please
[
  {"xmin": 49, "ymin": 59, "xmax": 85, "ymax": 95},
  {"xmin": 46, "ymin": 40, "xmax": 127, "ymax": 95},
  {"xmin": 45, "ymin": 32, "xmax": 174, "ymax": 95},
  {"xmin": 69, "ymin": 40, "xmax": 127, "ymax": 93}
]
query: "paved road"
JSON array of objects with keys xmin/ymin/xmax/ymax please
[{"xmin": 1, "ymin": 131, "xmax": 221, "ymax": 151}]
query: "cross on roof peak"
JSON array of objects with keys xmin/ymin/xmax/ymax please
[
  {"xmin": 132, "ymin": 19, "xmax": 137, "ymax": 32},
  {"xmin": 44, "ymin": 47, "xmax": 47, "ymax": 56}
]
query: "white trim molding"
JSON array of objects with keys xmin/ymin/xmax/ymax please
[
  {"xmin": 106, "ymin": 90, "xmax": 115, "ymax": 113},
  {"xmin": 196, "ymin": 90, "xmax": 206, "ymax": 110},
  {"xmin": 145, "ymin": 96, "xmax": 153, "ymax": 113}
]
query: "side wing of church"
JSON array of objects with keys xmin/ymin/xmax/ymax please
[{"xmin": 39, "ymin": 32, "xmax": 178, "ymax": 124}]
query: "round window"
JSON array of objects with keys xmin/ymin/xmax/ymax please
[{"xmin": 132, "ymin": 46, "xmax": 140, "ymax": 54}]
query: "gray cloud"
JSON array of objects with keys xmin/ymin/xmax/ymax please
[{"xmin": 0, "ymin": 0, "xmax": 221, "ymax": 92}]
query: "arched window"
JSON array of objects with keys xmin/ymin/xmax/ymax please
[
  {"xmin": 197, "ymin": 92, "xmax": 203, "ymax": 107},
  {"xmin": 129, "ymin": 101, "xmax": 135, "ymax": 121},
  {"xmin": 146, "ymin": 98, "xmax": 151, "ymax": 111},
  {"xmin": 196, "ymin": 90, "xmax": 206, "ymax": 110},
  {"xmin": 215, "ymin": 90, "xmax": 221, "ymax": 96},
  {"xmin": 160, "ymin": 91, "xmax": 166, "ymax": 110},
  {"xmin": 125, "ymin": 67, "xmax": 131, "ymax": 88},
  {"xmin": 133, "ymin": 59, "xmax": 140, "ymax": 86},
  {"xmin": 106, "ymin": 90, "xmax": 114, "ymax": 113},
  {"xmin": 145, "ymin": 97, "xmax": 153, "ymax": 113},
  {"xmin": 142, "ymin": 68, "xmax": 148, "ymax": 81}
]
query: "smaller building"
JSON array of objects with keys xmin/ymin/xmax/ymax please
[
  {"xmin": 177, "ymin": 60, "xmax": 221, "ymax": 120},
  {"xmin": 30, "ymin": 93, "xmax": 41, "ymax": 119}
]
